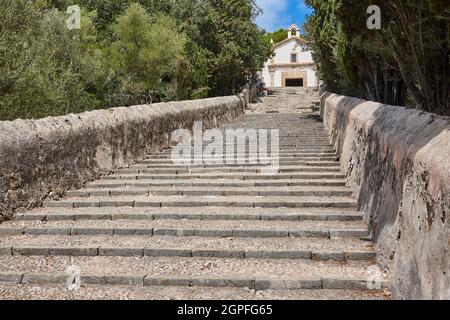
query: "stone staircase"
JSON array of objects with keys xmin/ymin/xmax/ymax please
[
  {"xmin": 0, "ymin": 112, "xmax": 389, "ymax": 300},
  {"xmin": 249, "ymin": 88, "xmax": 320, "ymax": 114}
]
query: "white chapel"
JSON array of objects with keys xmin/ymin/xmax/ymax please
[{"xmin": 261, "ymin": 24, "xmax": 318, "ymax": 88}]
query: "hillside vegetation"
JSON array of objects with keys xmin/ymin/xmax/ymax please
[{"xmin": 0, "ymin": 0, "xmax": 271, "ymax": 120}]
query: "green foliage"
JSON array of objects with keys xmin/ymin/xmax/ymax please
[
  {"xmin": 263, "ymin": 28, "xmax": 288, "ymax": 44},
  {"xmin": 0, "ymin": 0, "xmax": 105, "ymax": 120},
  {"xmin": 0, "ymin": 0, "xmax": 271, "ymax": 120},
  {"xmin": 304, "ymin": 0, "xmax": 342, "ymax": 92},
  {"xmin": 207, "ymin": 0, "xmax": 271, "ymax": 96},
  {"xmin": 109, "ymin": 4, "xmax": 186, "ymax": 104},
  {"xmin": 305, "ymin": 0, "xmax": 449, "ymax": 115}
]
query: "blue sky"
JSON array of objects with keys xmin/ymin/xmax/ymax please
[{"xmin": 255, "ymin": 0, "xmax": 313, "ymax": 32}]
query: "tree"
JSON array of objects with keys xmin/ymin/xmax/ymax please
[
  {"xmin": 109, "ymin": 3, "xmax": 186, "ymax": 104},
  {"xmin": 0, "ymin": 0, "xmax": 104, "ymax": 120},
  {"xmin": 263, "ymin": 28, "xmax": 289, "ymax": 44},
  {"xmin": 304, "ymin": 0, "xmax": 342, "ymax": 92},
  {"xmin": 207, "ymin": 0, "xmax": 271, "ymax": 95},
  {"xmin": 0, "ymin": 0, "xmax": 272, "ymax": 120},
  {"xmin": 382, "ymin": 0, "xmax": 449, "ymax": 113},
  {"xmin": 304, "ymin": 0, "xmax": 449, "ymax": 115}
]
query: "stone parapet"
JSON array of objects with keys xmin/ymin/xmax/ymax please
[
  {"xmin": 0, "ymin": 96, "xmax": 244, "ymax": 221},
  {"xmin": 321, "ymin": 92, "xmax": 449, "ymax": 300}
]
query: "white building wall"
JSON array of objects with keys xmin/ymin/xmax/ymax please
[
  {"xmin": 273, "ymin": 42, "xmax": 296, "ymax": 64},
  {"xmin": 298, "ymin": 50, "xmax": 313, "ymax": 64},
  {"xmin": 260, "ymin": 37, "xmax": 317, "ymax": 88},
  {"xmin": 262, "ymin": 63, "xmax": 271, "ymax": 87},
  {"xmin": 307, "ymin": 69, "xmax": 317, "ymax": 88},
  {"xmin": 274, "ymin": 70, "xmax": 282, "ymax": 87},
  {"xmin": 273, "ymin": 41, "xmax": 314, "ymax": 65}
]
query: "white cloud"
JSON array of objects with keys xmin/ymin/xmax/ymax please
[{"xmin": 255, "ymin": 0, "xmax": 289, "ymax": 32}]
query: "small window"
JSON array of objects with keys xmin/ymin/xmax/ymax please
[{"xmin": 291, "ymin": 53, "xmax": 297, "ymax": 63}]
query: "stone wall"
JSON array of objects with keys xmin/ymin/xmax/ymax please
[
  {"xmin": 0, "ymin": 96, "xmax": 244, "ymax": 221},
  {"xmin": 321, "ymin": 93, "xmax": 449, "ymax": 300}
]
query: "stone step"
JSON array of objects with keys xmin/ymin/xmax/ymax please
[
  {"xmin": 15, "ymin": 207, "xmax": 362, "ymax": 222},
  {"xmin": 0, "ymin": 283, "xmax": 389, "ymax": 300},
  {"xmin": 148, "ymin": 152, "xmax": 338, "ymax": 157},
  {"xmin": 147, "ymin": 153, "xmax": 338, "ymax": 160},
  {"xmin": 87, "ymin": 179, "xmax": 347, "ymax": 189},
  {"xmin": 100, "ymin": 173, "xmax": 347, "ymax": 181},
  {"xmin": 140, "ymin": 157, "xmax": 340, "ymax": 164},
  {"xmin": 144, "ymin": 158, "xmax": 340, "ymax": 164},
  {"xmin": 0, "ymin": 218, "xmax": 369, "ymax": 239},
  {"xmin": 0, "ymin": 256, "xmax": 389, "ymax": 290},
  {"xmin": 43, "ymin": 195, "xmax": 358, "ymax": 209},
  {"xmin": 160, "ymin": 147, "xmax": 337, "ymax": 152},
  {"xmin": 160, "ymin": 149, "xmax": 337, "ymax": 156},
  {"xmin": 128, "ymin": 161, "xmax": 341, "ymax": 168},
  {"xmin": 178, "ymin": 145, "xmax": 334, "ymax": 150},
  {"xmin": 146, "ymin": 154, "xmax": 339, "ymax": 162},
  {"xmin": 0, "ymin": 236, "xmax": 375, "ymax": 261},
  {"xmin": 182, "ymin": 140, "xmax": 333, "ymax": 145},
  {"xmin": 115, "ymin": 166, "xmax": 342, "ymax": 175},
  {"xmin": 66, "ymin": 186, "xmax": 353, "ymax": 198},
  {"xmin": 0, "ymin": 106, "xmax": 391, "ymax": 300}
]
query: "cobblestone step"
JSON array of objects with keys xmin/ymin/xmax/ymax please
[
  {"xmin": 0, "ymin": 111, "xmax": 389, "ymax": 299},
  {"xmin": 148, "ymin": 150, "xmax": 337, "ymax": 156},
  {"xmin": 129, "ymin": 161, "xmax": 341, "ymax": 168},
  {"xmin": 114, "ymin": 167, "xmax": 342, "ymax": 175},
  {"xmin": 0, "ymin": 219, "xmax": 369, "ymax": 239},
  {"xmin": 87, "ymin": 179, "xmax": 348, "ymax": 189},
  {"xmin": 181, "ymin": 141, "xmax": 333, "ymax": 146},
  {"xmin": 140, "ymin": 158, "xmax": 340, "ymax": 164},
  {"xmin": 146, "ymin": 154, "xmax": 339, "ymax": 160},
  {"xmin": 0, "ymin": 283, "xmax": 389, "ymax": 300},
  {"xmin": 0, "ymin": 247, "xmax": 376, "ymax": 261},
  {"xmin": 0, "ymin": 256, "xmax": 389, "ymax": 290},
  {"xmin": 14, "ymin": 207, "xmax": 362, "ymax": 222},
  {"xmin": 159, "ymin": 150, "xmax": 338, "ymax": 156},
  {"xmin": 0, "ymin": 235, "xmax": 374, "ymax": 261},
  {"xmin": 0, "ymin": 271, "xmax": 389, "ymax": 291},
  {"xmin": 43, "ymin": 195, "xmax": 358, "ymax": 209},
  {"xmin": 100, "ymin": 173, "xmax": 347, "ymax": 180},
  {"xmin": 66, "ymin": 187, "xmax": 353, "ymax": 198}
]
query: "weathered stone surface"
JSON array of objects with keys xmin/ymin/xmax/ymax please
[
  {"xmin": 322, "ymin": 278, "xmax": 368, "ymax": 290},
  {"xmin": 0, "ymin": 272, "xmax": 23, "ymax": 284},
  {"xmin": 191, "ymin": 278, "xmax": 254, "ymax": 288},
  {"xmin": 245, "ymin": 250, "xmax": 311, "ymax": 259},
  {"xmin": 99, "ymin": 247, "xmax": 144, "ymax": 257},
  {"xmin": 0, "ymin": 96, "xmax": 244, "ymax": 221},
  {"xmin": 71, "ymin": 228, "xmax": 113, "ymax": 236},
  {"xmin": 311, "ymin": 251, "xmax": 345, "ymax": 261},
  {"xmin": 0, "ymin": 247, "xmax": 12, "ymax": 256},
  {"xmin": 144, "ymin": 248, "xmax": 192, "ymax": 257},
  {"xmin": 0, "ymin": 227, "xmax": 24, "ymax": 235},
  {"xmin": 25, "ymin": 228, "xmax": 71, "ymax": 236},
  {"xmin": 22, "ymin": 273, "xmax": 67, "ymax": 284},
  {"xmin": 12, "ymin": 246, "xmax": 50, "ymax": 256},
  {"xmin": 284, "ymin": 278, "xmax": 322, "ymax": 290},
  {"xmin": 104, "ymin": 275, "xmax": 145, "ymax": 286},
  {"xmin": 321, "ymin": 92, "xmax": 450, "ymax": 300},
  {"xmin": 48, "ymin": 247, "xmax": 99, "ymax": 257},
  {"xmin": 144, "ymin": 276, "xmax": 191, "ymax": 287},
  {"xmin": 192, "ymin": 249, "xmax": 245, "ymax": 258}
]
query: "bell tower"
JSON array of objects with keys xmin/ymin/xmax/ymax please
[{"xmin": 287, "ymin": 23, "xmax": 301, "ymax": 38}]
